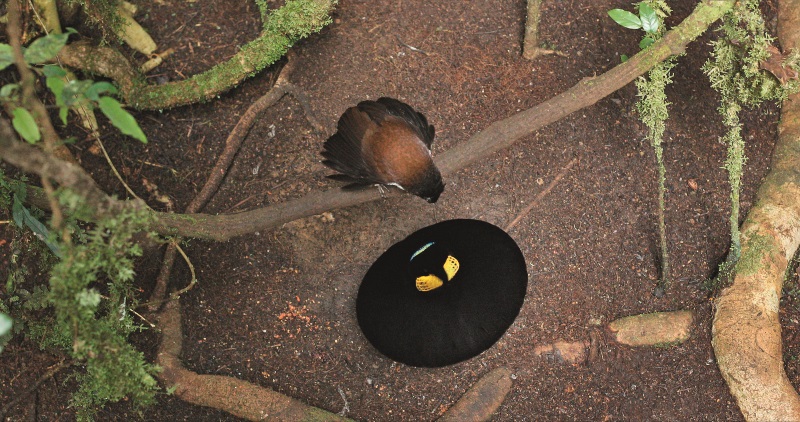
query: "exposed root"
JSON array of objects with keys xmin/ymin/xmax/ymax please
[
  {"xmin": 147, "ymin": 54, "xmax": 319, "ymax": 308},
  {"xmin": 522, "ymin": 0, "xmax": 567, "ymax": 59},
  {"xmin": 438, "ymin": 367, "xmax": 514, "ymax": 421},
  {"xmin": 533, "ymin": 310, "xmax": 695, "ymax": 365},
  {"xmin": 155, "ymin": 298, "xmax": 348, "ymax": 421},
  {"xmin": 710, "ymin": 1, "xmax": 800, "ymax": 418}
]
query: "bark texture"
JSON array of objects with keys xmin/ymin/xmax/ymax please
[{"xmin": 711, "ymin": 1, "xmax": 800, "ymax": 419}]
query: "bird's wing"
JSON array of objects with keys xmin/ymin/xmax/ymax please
[
  {"xmin": 321, "ymin": 106, "xmax": 382, "ymax": 186},
  {"xmin": 363, "ymin": 97, "xmax": 436, "ymax": 149}
]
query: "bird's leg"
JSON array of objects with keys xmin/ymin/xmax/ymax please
[{"xmin": 376, "ymin": 184, "xmax": 387, "ymax": 199}]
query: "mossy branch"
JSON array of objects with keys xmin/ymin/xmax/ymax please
[
  {"xmin": 712, "ymin": 56, "xmax": 800, "ymax": 422},
  {"xmin": 634, "ymin": 0, "xmax": 677, "ymax": 290},
  {"xmin": 5, "ymin": 0, "xmax": 735, "ymax": 242},
  {"xmin": 56, "ymin": 0, "xmax": 336, "ymax": 110},
  {"xmin": 702, "ymin": 0, "xmax": 799, "ymax": 270},
  {"xmin": 636, "ymin": 57, "xmax": 676, "ymax": 289}
]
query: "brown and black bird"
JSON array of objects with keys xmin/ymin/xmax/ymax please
[{"xmin": 321, "ymin": 97, "xmax": 445, "ymax": 203}]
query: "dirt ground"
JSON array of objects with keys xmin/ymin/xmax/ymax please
[{"xmin": 3, "ymin": 0, "xmax": 800, "ymax": 420}]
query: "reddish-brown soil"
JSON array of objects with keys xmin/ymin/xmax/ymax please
[{"xmin": 2, "ymin": 0, "xmax": 798, "ymax": 420}]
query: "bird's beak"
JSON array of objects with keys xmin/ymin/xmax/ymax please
[{"xmin": 424, "ymin": 190, "xmax": 442, "ymax": 203}]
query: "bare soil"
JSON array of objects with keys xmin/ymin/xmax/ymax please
[{"xmin": 2, "ymin": 0, "xmax": 798, "ymax": 420}]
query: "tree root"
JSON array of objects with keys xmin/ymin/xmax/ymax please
[
  {"xmin": 146, "ymin": 53, "xmax": 321, "ymax": 309},
  {"xmin": 0, "ymin": 357, "xmax": 70, "ymax": 420},
  {"xmin": 438, "ymin": 367, "xmax": 513, "ymax": 421},
  {"xmin": 533, "ymin": 310, "xmax": 695, "ymax": 364},
  {"xmin": 156, "ymin": 296, "xmax": 516, "ymax": 420},
  {"xmin": 56, "ymin": 0, "xmax": 336, "ymax": 110},
  {"xmin": 155, "ymin": 298, "xmax": 349, "ymax": 421},
  {"xmin": 710, "ymin": 0, "xmax": 800, "ymax": 419}
]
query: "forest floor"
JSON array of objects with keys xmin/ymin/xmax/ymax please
[{"xmin": 3, "ymin": 0, "xmax": 800, "ymax": 420}]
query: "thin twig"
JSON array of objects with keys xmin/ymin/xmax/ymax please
[
  {"xmin": 185, "ymin": 57, "xmax": 299, "ymax": 214},
  {"xmin": 93, "ymin": 134, "xmax": 143, "ymax": 201},
  {"xmin": 169, "ymin": 241, "xmax": 197, "ymax": 299},
  {"xmin": 395, "ymin": 35, "xmax": 428, "ymax": 55},
  {"xmin": 148, "ymin": 54, "xmax": 318, "ymax": 308},
  {"xmin": 0, "ymin": 357, "xmax": 71, "ymax": 419},
  {"xmin": 505, "ymin": 156, "xmax": 579, "ymax": 232},
  {"xmin": 146, "ymin": 241, "xmax": 178, "ymax": 311}
]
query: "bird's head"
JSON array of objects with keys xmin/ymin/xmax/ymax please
[
  {"xmin": 411, "ymin": 168, "xmax": 445, "ymax": 203},
  {"xmin": 409, "ymin": 241, "xmax": 460, "ymax": 292}
]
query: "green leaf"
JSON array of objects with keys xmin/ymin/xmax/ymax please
[
  {"xmin": 12, "ymin": 108, "xmax": 41, "ymax": 143},
  {"xmin": 77, "ymin": 289, "xmax": 101, "ymax": 308},
  {"xmin": 23, "ymin": 32, "xmax": 70, "ymax": 64},
  {"xmin": 608, "ymin": 9, "xmax": 642, "ymax": 30},
  {"xmin": 639, "ymin": 36, "xmax": 655, "ymax": 49},
  {"xmin": 621, "ymin": 54, "xmax": 629, "ymax": 63},
  {"xmin": 42, "ymin": 64, "xmax": 67, "ymax": 78},
  {"xmin": 11, "ymin": 197, "xmax": 24, "ymax": 229},
  {"xmin": 62, "ymin": 79, "xmax": 93, "ymax": 106},
  {"xmin": 0, "ymin": 83, "xmax": 19, "ymax": 98},
  {"xmin": 0, "ymin": 43, "xmax": 13, "ymax": 71},
  {"xmin": 12, "ymin": 196, "xmax": 62, "ymax": 257},
  {"xmin": 639, "ymin": 3, "xmax": 659, "ymax": 33},
  {"xmin": 46, "ymin": 76, "xmax": 68, "ymax": 124},
  {"xmin": 47, "ymin": 76, "xmax": 65, "ymax": 100},
  {"xmin": 59, "ymin": 107, "xmax": 69, "ymax": 126},
  {"xmin": 0, "ymin": 313, "xmax": 11, "ymax": 352},
  {"xmin": 0, "ymin": 313, "xmax": 11, "ymax": 336},
  {"xmin": 85, "ymin": 82, "xmax": 118, "ymax": 101},
  {"xmin": 97, "ymin": 97, "xmax": 147, "ymax": 143}
]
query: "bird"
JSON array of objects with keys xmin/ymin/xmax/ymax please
[
  {"xmin": 321, "ymin": 97, "xmax": 445, "ymax": 203},
  {"xmin": 356, "ymin": 219, "xmax": 528, "ymax": 367}
]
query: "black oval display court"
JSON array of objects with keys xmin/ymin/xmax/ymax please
[{"xmin": 356, "ymin": 219, "xmax": 528, "ymax": 367}]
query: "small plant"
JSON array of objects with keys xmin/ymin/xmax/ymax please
[
  {"xmin": 1, "ymin": 30, "xmax": 157, "ymax": 419},
  {"xmin": 608, "ymin": 1, "xmax": 665, "ymax": 50},
  {"xmin": 0, "ymin": 29, "xmax": 147, "ymax": 144},
  {"xmin": 610, "ymin": 1, "xmax": 675, "ymax": 290},
  {"xmin": 703, "ymin": 0, "xmax": 800, "ymax": 279}
]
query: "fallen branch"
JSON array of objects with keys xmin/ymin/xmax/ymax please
[
  {"xmin": 156, "ymin": 298, "xmax": 348, "ymax": 421},
  {"xmin": 151, "ymin": 0, "xmax": 734, "ymax": 241},
  {"xmin": 2, "ymin": 0, "xmax": 735, "ymax": 243},
  {"xmin": 147, "ymin": 55, "xmax": 319, "ymax": 308},
  {"xmin": 438, "ymin": 367, "xmax": 513, "ymax": 421},
  {"xmin": 56, "ymin": 0, "xmax": 336, "ymax": 110},
  {"xmin": 711, "ymin": 0, "xmax": 800, "ymax": 419}
]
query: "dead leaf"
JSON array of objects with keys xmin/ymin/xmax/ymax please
[{"xmin": 760, "ymin": 45, "xmax": 799, "ymax": 85}]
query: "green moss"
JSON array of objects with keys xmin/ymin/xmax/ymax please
[
  {"xmin": 301, "ymin": 407, "xmax": 352, "ymax": 421},
  {"xmin": 653, "ymin": 340, "xmax": 682, "ymax": 349},
  {"xmin": 67, "ymin": 0, "xmax": 127, "ymax": 45},
  {"xmin": 634, "ymin": 1, "xmax": 676, "ymax": 289},
  {"xmin": 736, "ymin": 232, "xmax": 774, "ymax": 276},
  {"xmin": 702, "ymin": 0, "xmax": 800, "ymax": 266},
  {"xmin": 128, "ymin": 0, "xmax": 336, "ymax": 110}
]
